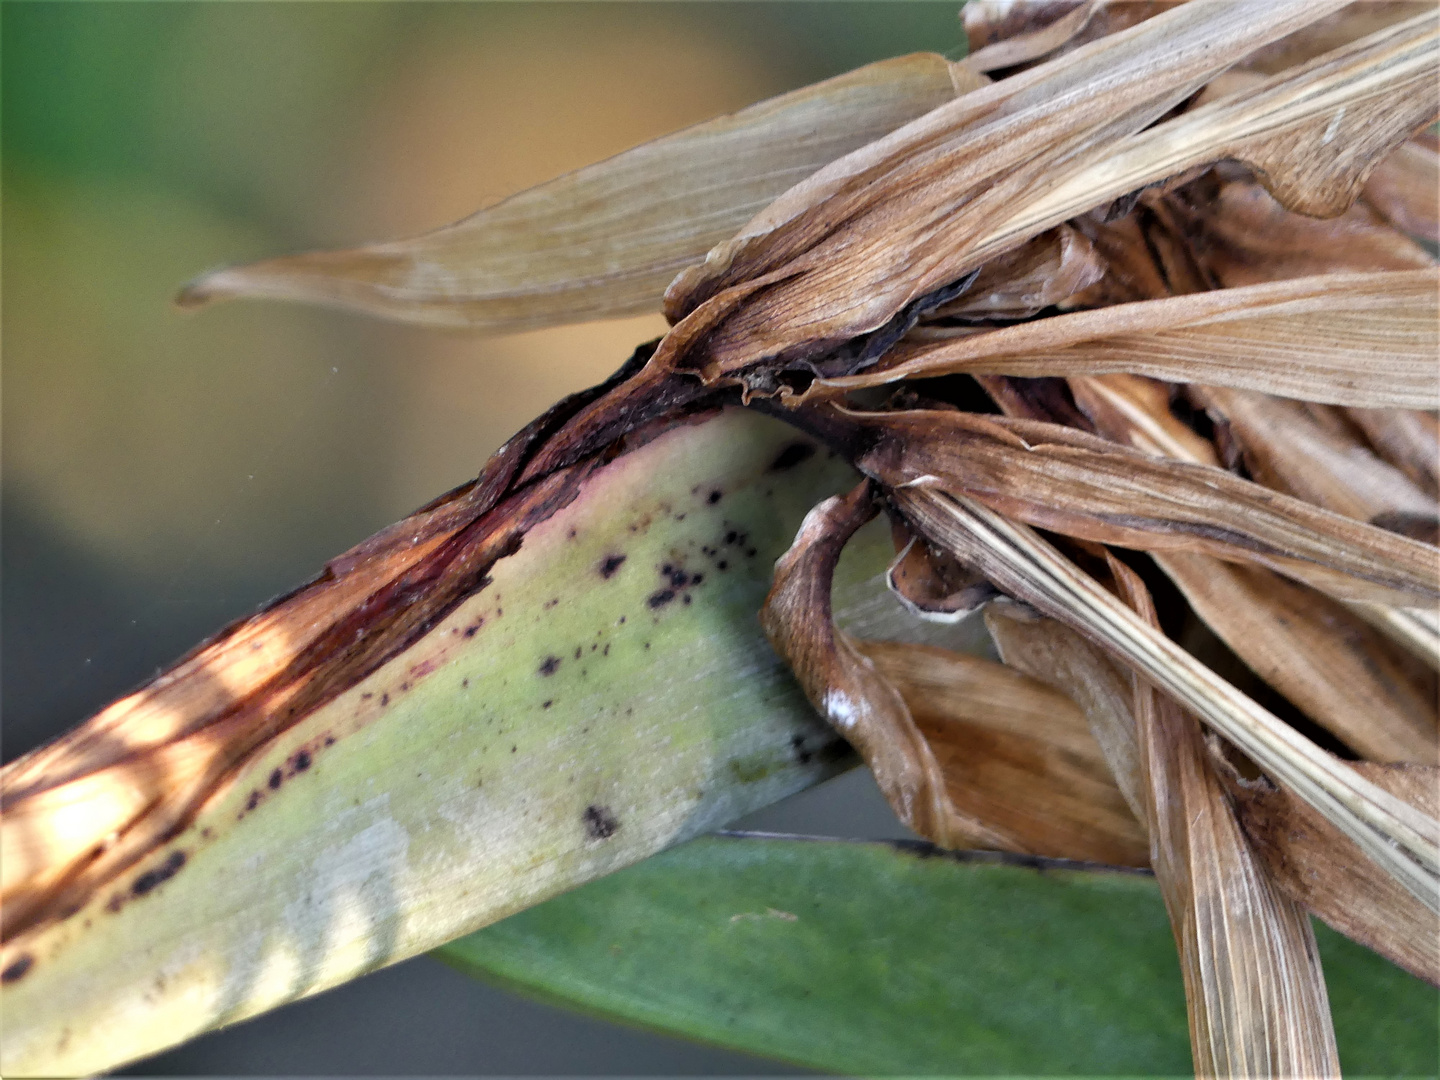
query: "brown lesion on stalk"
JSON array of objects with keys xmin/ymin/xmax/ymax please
[{"xmin": 0, "ymin": 340, "xmax": 737, "ymax": 945}]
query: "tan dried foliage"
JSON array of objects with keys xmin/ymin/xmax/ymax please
[
  {"xmin": 853, "ymin": 408, "xmax": 1438, "ymax": 606},
  {"xmin": 827, "ymin": 270, "xmax": 1440, "ymax": 409},
  {"xmin": 1223, "ymin": 758, "xmax": 1440, "ymax": 985},
  {"xmin": 760, "ymin": 481, "xmax": 1147, "ymax": 865},
  {"xmin": 178, "ymin": 54, "xmax": 981, "ymax": 332},
  {"xmin": 1111, "ymin": 559, "xmax": 1340, "ymax": 1079}
]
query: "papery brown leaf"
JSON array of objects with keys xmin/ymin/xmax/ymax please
[
  {"xmin": 983, "ymin": 601, "xmax": 1149, "ymax": 830},
  {"xmin": 1004, "ymin": 11, "xmax": 1439, "ymax": 243},
  {"xmin": 1069, "ymin": 383, "xmax": 1437, "ymax": 678},
  {"xmin": 1067, "ymin": 374, "xmax": 1222, "ymax": 466},
  {"xmin": 658, "ymin": 1, "xmax": 1342, "ymax": 387},
  {"xmin": 827, "ymin": 269, "xmax": 1439, "ymax": 409},
  {"xmin": 1064, "ymin": 374, "xmax": 1439, "ymax": 763},
  {"xmin": 761, "ymin": 481, "xmax": 1149, "ymax": 862},
  {"xmin": 858, "ymin": 638, "xmax": 1149, "ymax": 867},
  {"xmin": 1223, "ymin": 758, "xmax": 1440, "ymax": 985},
  {"xmin": 1362, "ymin": 136, "xmax": 1440, "ymax": 243},
  {"xmin": 1152, "ymin": 165, "xmax": 1435, "ymax": 294},
  {"xmin": 1159, "ymin": 551, "xmax": 1438, "ymax": 766},
  {"xmin": 885, "ymin": 524, "xmax": 998, "ymax": 623},
  {"xmin": 177, "ymin": 54, "xmax": 980, "ymax": 332},
  {"xmin": 1347, "ymin": 601, "xmax": 1440, "ymax": 671},
  {"xmin": 963, "ymin": 1, "xmax": 1182, "ymax": 75},
  {"xmin": 1345, "ymin": 406, "xmax": 1440, "ymax": 497},
  {"xmin": 852, "ymin": 408, "xmax": 1440, "ymax": 606},
  {"xmin": 890, "ymin": 485, "xmax": 1440, "ymax": 907},
  {"xmin": 1110, "ymin": 557, "xmax": 1339, "ymax": 1079},
  {"xmin": 1245, "ymin": 1, "xmax": 1440, "ymax": 76},
  {"xmin": 920, "ymin": 225, "xmax": 1106, "ymax": 322},
  {"xmin": 1054, "ymin": 160, "xmax": 1434, "ymax": 314},
  {"xmin": 1190, "ymin": 384, "xmax": 1439, "ymax": 535},
  {"xmin": 961, "ymin": 0, "xmax": 1101, "ymax": 74}
]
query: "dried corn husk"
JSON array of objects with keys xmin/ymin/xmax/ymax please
[
  {"xmin": 852, "ymin": 408, "xmax": 1439, "ymax": 606},
  {"xmin": 892, "ymin": 487, "xmax": 1440, "ymax": 911},
  {"xmin": 824, "ymin": 269, "xmax": 1440, "ymax": 409},
  {"xmin": 1111, "ymin": 558, "xmax": 1339, "ymax": 1078},
  {"xmin": 178, "ymin": 55, "xmax": 983, "ymax": 332}
]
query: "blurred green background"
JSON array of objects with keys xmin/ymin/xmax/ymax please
[{"xmin": 3, "ymin": 3, "xmax": 966, "ymax": 1073}]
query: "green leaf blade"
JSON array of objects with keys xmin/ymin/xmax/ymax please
[{"xmin": 438, "ymin": 835, "xmax": 1439, "ymax": 1076}]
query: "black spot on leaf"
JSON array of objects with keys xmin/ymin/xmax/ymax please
[
  {"xmin": 582, "ymin": 805, "xmax": 620, "ymax": 840},
  {"xmin": 131, "ymin": 851, "xmax": 186, "ymax": 898}
]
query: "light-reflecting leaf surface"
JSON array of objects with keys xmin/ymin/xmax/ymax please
[{"xmin": 438, "ymin": 835, "xmax": 1438, "ymax": 1076}]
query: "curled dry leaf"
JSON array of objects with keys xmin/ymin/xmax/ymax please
[
  {"xmin": 858, "ymin": 638, "xmax": 1148, "ymax": 868},
  {"xmin": 177, "ymin": 54, "xmax": 982, "ymax": 332},
  {"xmin": 1002, "ymin": 10, "xmax": 1440, "ymax": 244},
  {"xmin": 1150, "ymin": 165, "xmax": 1435, "ymax": 295},
  {"xmin": 1244, "ymin": 1, "xmax": 1439, "ymax": 75},
  {"xmin": 885, "ymin": 527, "xmax": 998, "ymax": 624},
  {"xmin": 761, "ymin": 480, "xmax": 1150, "ymax": 864},
  {"xmin": 759, "ymin": 480, "xmax": 1000, "ymax": 851},
  {"xmin": 920, "ymin": 225, "xmax": 1106, "ymax": 322},
  {"xmin": 657, "ymin": 0, "xmax": 1341, "ymax": 388}
]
